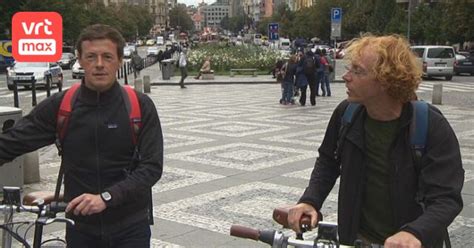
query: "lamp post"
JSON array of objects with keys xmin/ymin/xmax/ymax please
[{"xmin": 407, "ymin": 0, "xmax": 412, "ymax": 41}]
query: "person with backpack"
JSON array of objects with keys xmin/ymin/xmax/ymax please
[
  {"xmin": 304, "ymin": 50, "xmax": 317, "ymax": 106},
  {"xmin": 286, "ymin": 35, "xmax": 464, "ymax": 248},
  {"xmin": 131, "ymin": 50, "xmax": 144, "ymax": 79},
  {"xmin": 281, "ymin": 55, "xmax": 297, "ymax": 105},
  {"xmin": 295, "ymin": 51, "xmax": 309, "ymax": 106},
  {"xmin": 314, "ymin": 48, "xmax": 324, "ymax": 96},
  {"xmin": 321, "ymin": 49, "xmax": 332, "ymax": 96},
  {"xmin": 0, "ymin": 24, "xmax": 164, "ymax": 248}
]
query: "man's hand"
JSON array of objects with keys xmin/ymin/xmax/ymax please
[
  {"xmin": 66, "ymin": 193, "xmax": 107, "ymax": 216},
  {"xmin": 287, "ymin": 203, "xmax": 318, "ymax": 233},
  {"xmin": 384, "ymin": 231, "xmax": 422, "ymax": 248}
]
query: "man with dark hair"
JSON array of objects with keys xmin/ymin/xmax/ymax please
[
  {"xmin": 0, "ymin": 24, "xmax": 163, "ymax": 248},
  {"xmin": 287, "ymin": 35, "xmax": 463, "ymax": 248}
]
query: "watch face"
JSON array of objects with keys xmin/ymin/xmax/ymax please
[{"xmin": 102, "ymin": 192, "xmax": 112, "ymax": 201}]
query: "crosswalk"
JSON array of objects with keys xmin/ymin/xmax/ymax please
[{"xmin": 417, "ymin": 80, "xmax": 474, "ymax": 92}]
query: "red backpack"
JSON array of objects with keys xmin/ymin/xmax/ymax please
[{"xmin": 55, "ymin": 83, "xmax": 142, "ymax": 153}]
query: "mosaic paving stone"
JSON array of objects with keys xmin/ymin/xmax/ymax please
[
  {"xmin": 164, "ymin": 133, "xmax": 214, "ymax": 148},
  {"xmin": 172, "ymin": 121, "xmax": 289, "ymax": 137},
  {"xmin": 152, "ymin": 167, "xmax": 224, "ymax": 193},
  {"xmin": 260, "ymin": 130, "xmax": 323, "ymax": 147},
  {"xmin": 166, "ymin": 143, "xmax": 315, "ymax": 171}
]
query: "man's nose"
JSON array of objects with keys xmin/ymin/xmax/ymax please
[
  {"xmin": 342, "ymin": 70, "xmax": 352, "ymax": 82},
  {"xmin": 96, "ymin": 56, "xmax": 104, "ymax": 67}
]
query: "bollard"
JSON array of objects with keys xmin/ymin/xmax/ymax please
[
  {"xmin": 46, "ymin": 77, "xmax": 51, "ymax": 97},
  {"xmin": 134, "ymin": 78, "xmax": 143, "ymax": 93},
  {"xmin": 23, "ymin": 151, "xmax": 40, "ymax": 183},
  {"xmin": 124, "ymin": 66, "xmax": 129, "ymax": 85},
  {"xmin": 31, "ymin": 80, "xmax": 37, "ymax": 106},
  {"xmin": 13, "ymin": 82, "xmax": 19, "ymax": 108},
  {"xmin": 143, "ymin": 75, "xmax": 151, "ymax": 93},
  {"xmin": 432, "ymin": 83, "xmax": 443, "ymax": 105}
]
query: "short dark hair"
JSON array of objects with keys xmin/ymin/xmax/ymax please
[{"xmin": 76, "ymin": 24, "xmax": 125, "ymax": 59}]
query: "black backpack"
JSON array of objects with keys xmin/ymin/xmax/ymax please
[{"xmin": 303, "ymin": 57, "xmax": 315, "ymax": 75}]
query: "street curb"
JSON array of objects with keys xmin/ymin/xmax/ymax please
[{"xmin": 151, "ymin": 79, "xmax": 345, "ymax": 86}]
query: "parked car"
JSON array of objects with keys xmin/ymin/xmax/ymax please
[
  {"xmin": 71, "ymin": 60, "xmax": 85, "ymax": 79},
  {"xmin": 454, "ymin": 52, "xmax": 474, "ymax": 76},
  {"xmin": 123, "ymin": 45, "xmax": 135, "ymax": 59},
  {"xmin": 146, "ymin": 46, "xmax": 160, "ymax": 57},
  {"xmin": 411, "ymin": 45, "xmax": 456, "ymax": 81},
  {"xmin": 58, "ymin": 52, "xmax": 76, "ymax": 69},
  {"xmin": 6, "ymin": 62, "xmax": 63, "ymax": 90},
  {"xmin": 146, "ymin": 39, "xmax": 156, "ymax": 46}
]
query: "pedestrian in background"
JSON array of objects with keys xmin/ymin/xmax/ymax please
[
  {"xmin": 178, "ymin": 49, "xmax": 188, "ymax": 89},
  {"xmin": 281, "ymin": 55, "xmax": 297, "ymax": 105},
  {"xmin": 194, "ymin": 56, "xmax": 211, "ymax": 80},
  {"xmin": 131, "ymin": 50, "xmax": 143, "ymax": 79},
  {"xmin": 295, "ymin": 51, "xmax": 309, "ymax": 106},
  {"xmin": 320, "ymin": 49, "xmax": 331, "ymax": 96}
]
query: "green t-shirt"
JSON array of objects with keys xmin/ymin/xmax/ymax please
[{"xmin": 359, "ymin": 115, "xmax": 400, "ymax": 243}]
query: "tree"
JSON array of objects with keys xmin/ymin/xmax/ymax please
[
  {"xmin": 367, "ymin": 0, "xmax": 396, "ymax": 35},
  {"xmin": 442, "ymin": 0, "xmax": 474, "ymax": 46},
  {"xmin": 169, "ymin": 5, "xmax": 194, "ymax": 33}
]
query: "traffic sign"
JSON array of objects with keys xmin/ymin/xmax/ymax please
[
  {"xmin": 268, "ymin": 23, "xmax": 279, "ymax": 41},
  {"xmin": 331, "ymin": 8, "xmax": 342, "ymax": 24}
]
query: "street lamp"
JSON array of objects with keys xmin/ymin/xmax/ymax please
[{"xmin": 407, "ymin": 0, "xmax": 412, "ymax": 41}]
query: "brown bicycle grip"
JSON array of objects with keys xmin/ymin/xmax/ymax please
[
  {"xmin": 230, "ymin": 225, "xmax": 260, "ymax": 241},
  {"xmin": 272, "ymin": 206, "xmax": 312, "ymax": 229}
]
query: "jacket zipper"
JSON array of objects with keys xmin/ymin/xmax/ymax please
[{"xmin": 95, "ymin": 91, "xmax": 104, "ymax": 237}]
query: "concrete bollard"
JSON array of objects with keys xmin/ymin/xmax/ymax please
[
  {"xmin": 23, "ymin": 150, "xmax": 40, "ymax": 184},
  {"xmin": 432, "ymin": 83, "xmax": 443, "ymax": 105},
  {"xmin": 134, "ymin": 78, "xmax": 143, "ymax": 93},
  {"xmin": 143, "ymin": 75, "xmax": 151, "ymax": 93}
]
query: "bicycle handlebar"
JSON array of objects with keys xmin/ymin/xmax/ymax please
[
  {"xmin": 273, "ymin": 206, "xmax": 312, "ymax": 230},
  {"xmin": 230, "ymin": 225, "xmax": 261, "ymax": 241}
]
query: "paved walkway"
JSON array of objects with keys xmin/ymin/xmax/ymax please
[{"xmin": 12, "ymin": 61, "xmax": 474, "ymax": 247}]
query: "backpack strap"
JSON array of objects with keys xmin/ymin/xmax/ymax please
[
  {"xmin": 121, "ymin": 85, "xmax": 142, "ymax": 146},
  {"xmin": 336, "ymin": 103, "xmax": 361, "ymax": 162},
  {"xmin": 342, "ymin": 103, "xmax": 360, "ymax": 125},
  {"xmin": 410, "ymin": 100, "xmax": 429, "ymax": 161},
  {"xmin": 56, "ymin": 83, "xmax": 81, "ymax": 155}
]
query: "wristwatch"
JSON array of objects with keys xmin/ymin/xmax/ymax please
[{"xmin": 100, "ymin": 191, "xmax": 112, "ymax": 203}]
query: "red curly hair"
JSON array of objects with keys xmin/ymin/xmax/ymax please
[{"xmin": 345, "ymin": 34, "xmax": 422, "ymax": 102}]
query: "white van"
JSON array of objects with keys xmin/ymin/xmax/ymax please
[
  {"xmin": 156, "ymin": 36, "xmax": 164, "ymax": 46},
  {"xmin": 279, "ymin": 38, "xmax": 291, "ymax": 51},
  {"xmin": 411, "ymin": 45, "xmax": 456, "ymax": 81}
]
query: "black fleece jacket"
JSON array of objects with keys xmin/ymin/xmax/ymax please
[
  {"xmin": 299, "ymin": 100, "xmax": 464, "ymax": 247},
  {"xmin": 0, "ymin": 82, "xmax": 163, "ymax": 234}
]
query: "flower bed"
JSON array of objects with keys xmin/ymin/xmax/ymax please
[{"xmin": 187, "ymin": 42, "xmax": 285, "ymax": 73}]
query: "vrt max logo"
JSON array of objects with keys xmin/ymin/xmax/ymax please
[{"xmin": 12, "ymin": 12, "xmax": 62, "ymax": 62}]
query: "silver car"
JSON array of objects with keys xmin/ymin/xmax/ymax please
[
  {"xmin": 411, "ymin": 45, "xmax": 455, "ymax": 81},
  {"xmin": 6, "ymin": 62, "xmax": 63, "ymax": 90}
]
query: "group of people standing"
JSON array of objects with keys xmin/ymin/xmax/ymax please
[{"xmin": 276, "ymin": 48, "xmax": 334, "ymax": 106}]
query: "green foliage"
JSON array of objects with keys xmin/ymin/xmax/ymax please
[
  {"xmin": 169, "ymin": 5, "xmax": 194, "ymax": 32},
  {"xmin": 264, "ymin": 0, "xmax": 473, "ymax": 46},
  {"xmin": 3, "ymin": 0, "xmax": 154, "ymax": 45},
  {"xmin": 187, "ymin": 43, "xmax": 284, "ymax": 72}
]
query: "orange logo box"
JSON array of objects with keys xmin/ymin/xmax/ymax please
[{"xmin": 12, "ymin": 12, "xmax": 62, "ymax": 62}]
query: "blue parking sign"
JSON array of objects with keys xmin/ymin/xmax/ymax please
[
  {"xmin": 268, "ymin": 23, "xmax": 279, "ymax": 41},
  {"xmin": 331, "ymin": 8, "xmax": 342, "ymax": 23}
]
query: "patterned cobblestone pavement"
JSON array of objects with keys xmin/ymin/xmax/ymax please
[{"xmin": 12, "ymin": 80, "xmax": 474, "ymax": 247}]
